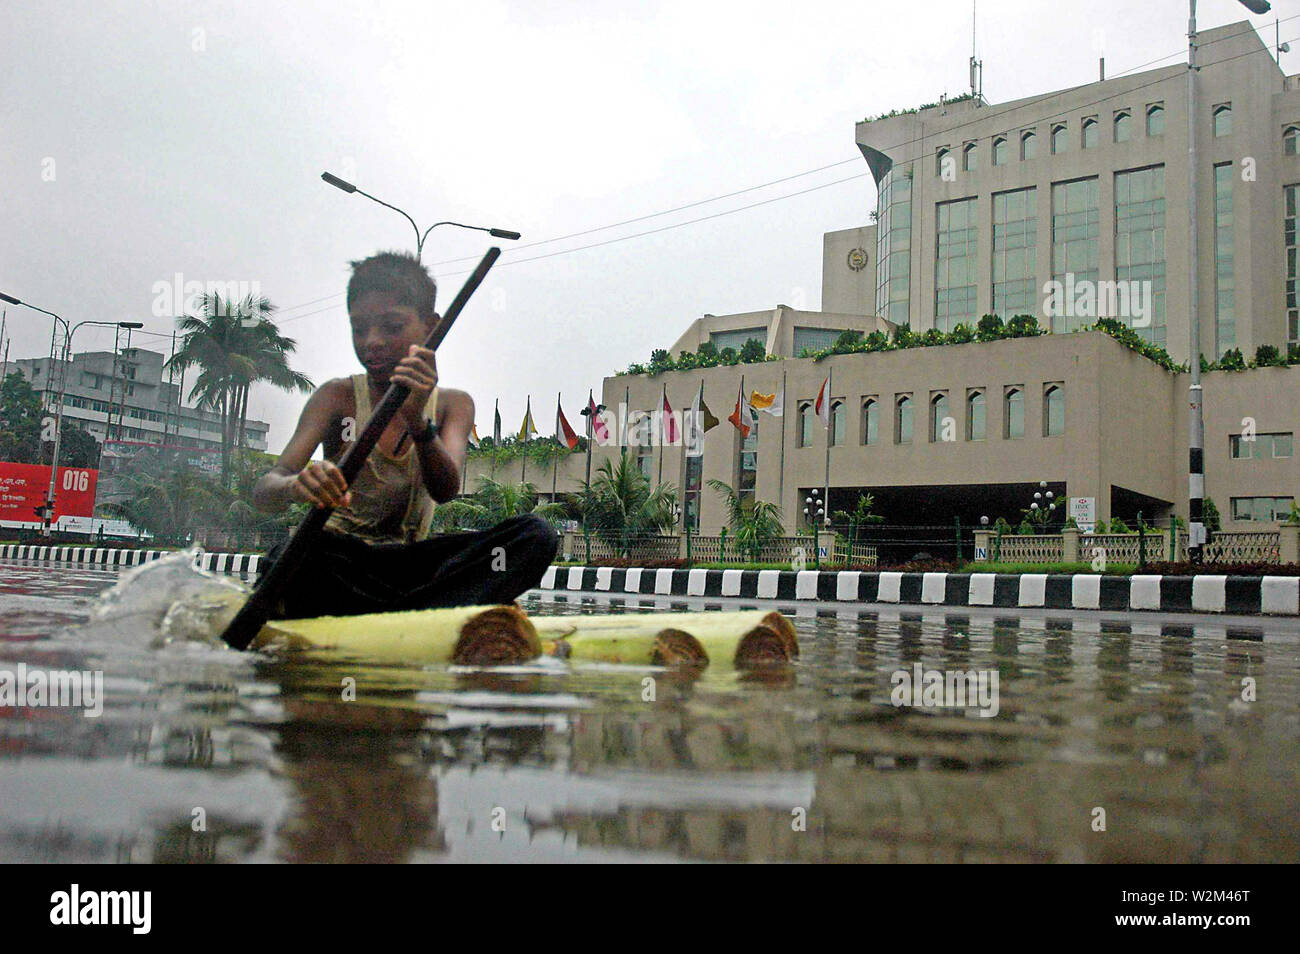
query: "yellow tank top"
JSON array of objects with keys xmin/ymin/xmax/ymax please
[{"xmin": 324, "ymin": 374, "xmax": 439, "ymax": 544}]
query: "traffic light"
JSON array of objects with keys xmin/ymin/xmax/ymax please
[{"xmin": 33, "ymin": 502, "xmax": 53, "ymax": 522}]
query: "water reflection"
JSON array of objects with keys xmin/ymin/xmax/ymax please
[{"xmin": 0, "ymin": 563, "xmax": 1297, "ymax": 863}]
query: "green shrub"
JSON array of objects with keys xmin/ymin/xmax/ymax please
[
  {"xmin": 738, "ymin": 339, "xmax": 767, "ymax": 363},
  {"xmin": 1109, "ymin": 516, "xmax": 1130, "ymax": 533},
  {"xmin": 976, "ymin": 314, "xmax": 1005, "ymax": 342},
  {"xmin": 1006, "ymin": 314, "xmax": 1044, "ymax": 338},
  {"xmin": 947, "ymin": 322, "xmax": 976, "ymax": 344},
  {"xmin": 1253, "ymin": 344, "xmax": 1286, "ymax": 368}
]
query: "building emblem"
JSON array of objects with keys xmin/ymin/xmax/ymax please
[{"xmin": 847, "ymin": 248, "xmax": 869, "ymax": 272}]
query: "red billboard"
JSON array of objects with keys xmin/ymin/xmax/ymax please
[{"xmin": 0, "ymin": 462, "xmax": 99, "ymax": 523}]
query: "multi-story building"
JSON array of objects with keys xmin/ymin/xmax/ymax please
[
  {"xmin": 466, "ymin": 21, "xmax": 1299, "ymax": 535},
  {"xmin": 10, "ymin": 346, "xmax": 269, "ymax": 452}
]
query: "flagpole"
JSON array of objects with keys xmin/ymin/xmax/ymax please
[
  {"xmin": 552, "ymin": 392, "xmax": 560, "ymax": 504},
  {"xmin": 492, "ymin": 398, "xmax": 499, "ymax": 478},
  {"xmin": 521, "ymin": 396, "xmax": 528, "ymax": 484},
  {"xmin": 658, "ymin": 383, "xmax": 666, "ymax": 487},
  {"xmin": 623, "ymin": 385, "xmax": 630, "ymax": 463},
  {"xmin": 694, "ymin": 379, "xmax": 704, "ymax": 533},
  {"xmin": 777, "ymin": 367, "xmax": 787, "ymax": 523}
]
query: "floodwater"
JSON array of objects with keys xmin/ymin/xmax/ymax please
[{"xmin": 1, "ymin": 558, "xmax": 1298, "ymax": 863}]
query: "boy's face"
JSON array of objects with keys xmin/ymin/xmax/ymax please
[{"xmin": 348, "ymin": 291, "xmax": 432, "ymax": 383}]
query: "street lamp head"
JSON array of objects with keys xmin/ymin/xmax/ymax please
[
  {"xmin": 1039, "ymin": 480, "xmax": 1047, "ymax": 488},
  {"xmin": 321, "ymin": 171, "xmax": 358, "ymax": 194},
  {"xmin": 0, "ymin": 293, "xmax": 21, "ymax": 305},
  {"xmin": 1237, "ymin": 0, "xmax": 1271, "ymax": 14},
  {"xmin": 489, "ymin": 228, "xmax": 521, "ymax": 240},
  {"xmin": 118, "ymin": 322, "xmax": 144, "ymax": 329},
  {"xmin": 980, "ymin": 515, "xmax": 989, "ymax": 525}
]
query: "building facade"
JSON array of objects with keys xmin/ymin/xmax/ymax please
[
  {"xmin": 10, "ymin": 346, "xmax": 269, "ymax": 453},
  {"xmin": 464, "ymin": 23, "xmax": 1298, "ymax": 537}
]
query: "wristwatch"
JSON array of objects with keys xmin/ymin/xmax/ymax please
[{"xmin": 412, "ymin": 418, "xmax": 440, "ymax": 444}]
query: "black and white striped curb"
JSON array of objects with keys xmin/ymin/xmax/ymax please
[
  {"xmin": 0, "ymin": 545, "xmax": 262, "ymax": 575},
  {"xmin": 538, "ymin": 567, "xmax": 1300, "ymax": 616}
]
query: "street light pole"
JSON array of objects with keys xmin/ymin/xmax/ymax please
[
  {"xmin": 0, "ymin": 292, "xmax": 142, "ymax": 535},
  {"xmin": 320, "ymin": 172, "xmax": 520, "ymax": 262},
  {"xmin": 1188, "ymin": 0, "xmax": 1273, "ymax": 560}
]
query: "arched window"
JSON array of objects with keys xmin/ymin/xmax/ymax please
[
  {"xmin": 963, "ymin": 142, "xmax": 978, "ymax": 172},
  {"xmin": 967, "ymin": 390, "xmax": 986, "ymax": 441},
  {"xmin": 1020, "ymin": 130, "xmax": 1037, "ymax": 160},
  {"xmin": 798, "ymin": 402, "xmax": 815, "ymax": 448},
  {"xmin": 1051, "ymin": 123, "xmax": 1068, "ymax": 154},
  {"xmin": 1044, "ymin": 385, "xmax": 1065, "ymax": 436},
  {"xmin": 1214, "ymin": 105, "xmax": 1232, "ymax": 138},
  {"xmin": 930, "ymin": 393, "xmax": 951, "ymax": 443},
  {"xmin": 830, "ymin": 400, "xmax": 846, "ymax": 446},
  {"xmin": 936, "ymin": 147, "xmax": 950, "ymax": 176},
  {"xmin": 862, "ymin": 398, "xmax": 879, "ymax": 445},
  {"xmin": 1146, "ymin": 104, "xmax": 1165, "ymax": 137},
  {"xmin": 896, "ymin": 395, "xmax": 913, "ymax": 444},
  {"xmin": 1285, "ymin": 126, "xmax": 1299, "ymax": 156},
  {"xmin": 1004, "ymin": 387, "xmax": 1024, "ymax": 439},
  {"xmin": 1114, "ymin": 110, "xmax": 1131, "ymax": 143},
  {"xmin": 1082, "ymin": 118, "xmax": 1098, "ymax": 150},
  {"xmin": 992, "ymin": 136, "xmax": 1007, "ymax": 166}
]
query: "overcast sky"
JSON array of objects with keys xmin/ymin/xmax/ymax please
[{"xmin": 1, "ymin": 1, "xmax": 1289, "ymax": 452}]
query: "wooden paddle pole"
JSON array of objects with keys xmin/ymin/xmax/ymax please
[{"xmin": 219, "ymin": 247, "xmax": 501, "ymax": 650}]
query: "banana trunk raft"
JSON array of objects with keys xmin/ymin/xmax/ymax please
[{"xmin": 252, "ymin": 606, "xmax": 797, "ymax": 668}]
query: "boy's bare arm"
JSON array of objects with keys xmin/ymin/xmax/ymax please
[
  {"xmin": 253, "ymin": 379, "xmax": 354, "ymax": 512},
  {"xmin": 414, "ymin": 389, "xmax": 474, "ymax": 503}
]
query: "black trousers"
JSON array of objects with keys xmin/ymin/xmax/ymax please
[{"xmin": 258, "ymin": 515, "xmax": 559, "ymax": 619}]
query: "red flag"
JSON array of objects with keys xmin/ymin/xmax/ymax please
[
  {"xmin": 662, "ymin": 388, "xmax": 680, "ymax": 445},
  {"xmin": 727, "ymin": 378, "xmax": 751, "ymax": 439},
  {"xmin": 815, "ymin": 371, "xmax": 832, "ymax": 428},
  {"xmin": 557, "ymin": 402, "xmax": 580, "ymax": 449},
  {"xmin": 586, "ymin": 392, "xmax": 610, "ymax": 443}
]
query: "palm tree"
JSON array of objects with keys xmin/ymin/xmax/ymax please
[
  {"xmin": 707, "ymin": 478, "xmax": 784, "ymax": 562},
  {"xmin": 101, "ymin": 449, "xmax": 224, "ymax": 545},
  {"xmin": 432, "ymin": 476, "xmax": 567, "ymax": 531},
  {"xmin": 165, "ymin": 293, "xmax": 313, "ymax": 485},
  {"xmin": 574, "ymin": 453, "xmax": 677, "ymax": 557}
]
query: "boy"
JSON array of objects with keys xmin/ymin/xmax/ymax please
[{"xmin": 252, "ymin": 251, "xmax": 557, "ymax": 618}]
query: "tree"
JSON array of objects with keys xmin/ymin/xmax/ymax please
[
  {"xmin": 832, "ymin": 492, "xmax": 884, "ymax": 561},
  {"xmin": 574, "ymin": 454, "xmax": 677, "ymax": 557},
  {"xmin": 1202, "ymin": 497, "xmax": 1222, "ymax": 534},
  {"xmin": 100, "ymin": 449, "xmax": 225, "ymax": 545},
  {"xmin": 707, "ymin": 478, "xmax": 783, "ymax": 562},
  {"xmin": 57, "ymin": 424, "xmax": 99, "ymax": 468},
  {"xmin": 0, "ymin": 371, "xmax": 44, "ymax": 463},
  {"xmin": 432, "ymin": 476, "xmax": 566, "ymax": 532},
  {"xmin": 166, "ymin": 293, "xmax": 313, "ymax": 486}
]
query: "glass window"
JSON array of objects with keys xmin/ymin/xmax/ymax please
[
  {"xmin": 963, "ymin": 143, "xmax": 978, "ymax": 171},
  {"xmin": 1050, "ymin": 177, "xmax": 1100, "ymax": 333},
  {"xmin": 798, "ymin": 402, "xmax": 815, "ymax": 448},
  {"xmin": 1082, "ymin": 118, "xmax": 1098, "ymax": 150},
  {"xmin": 1276, "ymin": 433, "xmax": 1294, "ymax": 458},
  {"xmin": 793, "ymin": 327, "xmax": 848, "ymax": 355},
  {"xmin": 1005, "ymin": 387, "xmax": 1024, "ymax": 439},
  {"xmin": 636, "ymin": 443, "xmax": 653, "ymax": 480},
  {"xmin": 936, "ymin": 148, "xmax": 950, "ymax": 176},
  {"xmin": 737, "ymin": 416, "xmax": 758, "ymax": 504},
  {"xmin": 1115, "ymin": 165, "xmax": 1167, "ymax": 347},
  {"xmin": 709, "ymin": 327, "xmax": 766, "ymax": 353},
  {"xmin": 1232, "ymin": 497, "xmax": 1294, "ymax": 522},
  {"xmin": 992, "ymin": 187, "xmax": 1038, "ymax": 319},
  {"xmin": 1146, "ymin": 104, "xmax": 1165, "ymax": 136},
  {"xmin": 1286, "ymin": 184, "xmax": 1299, "ymax": 348},
  {"xmin": 1051, "ymin": 124, "xmax": 1068, "ymax": 154},
  {"xmin": 875, "ymin": 165, "xmax": 913, "ymax": 326},
  {"xmin": 1230, "ymin": 433, "xmax": 1294, "ymax": 459},
  {"xmin": 1044, "ymin": 385, "xmax": 1064, "ymax": 436},
  {"xmin": 1286, "ymin": 127, "xmax": 1299, "ymax": 156},
  {"xmin": 1114, "ymin": 111, "xmax": 1131, "ymax": 143},
  {"xmin": 830, "ymin": 401, "xmax": 846, "ymax": 446},
  {"xmin": 1214, "ymin": 105, "xmax": 1231, "ymax": 138},
  {"xmin": 930, "ymin": 393, "xmax": 950, "ymax": 443},
  {"xmin": 967, "ymin": 390, "xmax": 986, "ymax": 441},
  {"xmin": 896, "ymin": 395, "xmax": 913, "ymax": 444},
  {"xmin": 1021, "ymin": 131, "xmax": 1037, "ymax": 160},
  {"xmin": 992, "ymin": 137, "xmax": 1007, "ymax": 166},
  {"xmin": 862, "ymin": 398, "xmax": 879, "ymax": 445},
  {"xmin": 683, "ymin": 452, "xmax": 702, "ymax": 531},
  {"xmin": 935, "ymin": 197, "xmax": 978, "ymax": 332},
  {"xmin": 1214, "ymin": 163, "xmax": 1235, "ymax": 356}
]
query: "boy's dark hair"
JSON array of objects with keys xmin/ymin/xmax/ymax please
[{"xmin": 347, "ymin": 250, "xmax": 437, "ymax": 322}]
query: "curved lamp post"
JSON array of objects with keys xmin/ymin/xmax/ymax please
[
  {"xmin": 0, "ymin": 292, "xmax": 141, "ymax": 534},
  {"xmin": 320, "ymin": 172, "xmax": 520, "ymax": 262}
]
